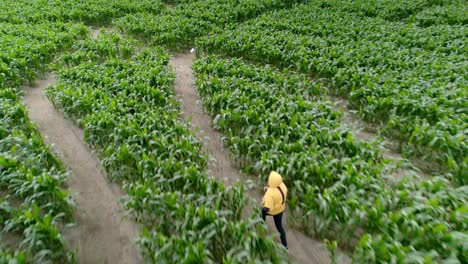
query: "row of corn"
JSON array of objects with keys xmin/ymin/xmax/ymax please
[
  {"xmin": 193, "ymin": 55, "xmax": 467, "ymax": 263},
  {"xmin": 0, "ymin": 21, "xmax": 88, "ymax": 262},
  {"xmin": 195, "ymin": 0, "xmax": 467, "ymax": 185},
  {"xmin": 46, "ymin": 32, "xmax": 289, "ymax": 263}
]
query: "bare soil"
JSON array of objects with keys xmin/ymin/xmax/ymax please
[
  {"xmin": 89, "ymin": 26, "xmax": 123, "ymax": 39},
  {"xmin": 21, "ymin": 75, "xmax": 141, "ymax": 264},
  {"xmin": 91, "ymin": 27, "xmax": 101, "ymax": 38},
  {"xmin": 332, "ymin": 98, "xmax": 429, "ymax": 182},
  {"xmin": 170, "ymin": 51, "xmax": 350, "ymax": 264},
  {"xmin": 170, "ymin": 51, "xmax": 239, "ymax": 187}
]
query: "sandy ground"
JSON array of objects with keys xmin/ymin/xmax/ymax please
[
  {"xmin": 170, "ymin": 51, "xmax": 351, "ymax": 264},
  {"xmin": 21, "ymin": 75, "xmax": 141, "ymax": 264}
]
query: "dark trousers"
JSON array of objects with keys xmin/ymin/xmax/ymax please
[{"xmin": 262, "ymin": 210, "xmax": 288, "ymax": 248}]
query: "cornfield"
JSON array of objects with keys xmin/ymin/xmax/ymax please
[{"xmin": 1, "ymin": 0, "xmax": 466, "ymax": 262}]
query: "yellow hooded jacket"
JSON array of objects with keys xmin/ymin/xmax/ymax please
[{"xmin": 262, "ymin": 171, "xmax": 288, "ymax": 215}]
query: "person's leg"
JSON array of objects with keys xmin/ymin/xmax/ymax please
[
  {"xmin": 273, "ymin": 212, "xmax": 288, "ymax": 249},
  {"xmin": 262, "ymin": 209, "xmax": 267, "ymax": 221}
]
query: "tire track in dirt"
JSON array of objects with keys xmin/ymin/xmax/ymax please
[
  {"xmin": 170, "ymin": 51, "xmax": 350, "ymax": 264},
  {"xmin": 21, "ymin": 75, "xmax": 141, "ymax": 264}
]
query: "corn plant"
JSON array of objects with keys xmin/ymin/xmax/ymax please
[
  {"xmin": 47, "ymin": 33, "xmax": 289, "ymax": 262},
  {"xmin": 407, "ymin": 0, "xmax": 468, "ymax": 26},
  {"xmin": 196, "ymin": 1, "xmax": 467, "ymax": 184},
  {"xmin": 114, "ymin": 0, "xmax": 306, "ymax": 49},
  {"xmin": 308, "ymin": 0, "xmax": 443, "ymax": 21},
  {"xmin": 0, "ymin": 105, "xmax": 75, "ymax": 262},
  {"xmin": 0, "ymin": 0, "xmax": 165, "ymax": 24},
  {"xmin": 0, "ymin": 249, "xmax": 26, "ymax": 263},
  {"xmin": 193, "ymin": 55, "xmax": 468, "ymax": 262},
  {"xmin": 0, "ymin": 22, "xmax": 87, "ymax": 88},
  {"xmin": 0, "ymin": 15, "xmax": 84, "ymax": 263},
  {"xmin": 1, "ymin": 93, "xmax": 75, "ymax": 262}
]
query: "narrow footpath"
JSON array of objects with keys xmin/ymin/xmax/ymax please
[
  {"xmin": 333, "ymin": 99, "xmax": 429, "ymax": 181},
  {"xmin": 170, "ymin": 51, "xmax": 351, "ymax": 264},
  {"xmin": 21, "ymin": 75, "xmax": 141, "ymax": 264}
]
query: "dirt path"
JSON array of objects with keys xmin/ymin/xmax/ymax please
[
  {"xmin": 170, "ymin": 51, "xmax": 239, "ymax": 187},
  {"xmin": 21, "ymin": 75, "xmax": 141, "ymax": 264},
  {"xmin": 333, "ymin": 99, "xmax": 429, "ymax": 182},
  {"xmin": 91, "ymin": 27, "xmax": 101, "ymax": 38},
  {"xmin": 170, "ymin": 51, "xmax": 350, "ymax": 264}
]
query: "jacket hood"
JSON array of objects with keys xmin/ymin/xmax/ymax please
[{"xmin": 268, "ymin": 171, "xmax": 282, "ymax": 188}]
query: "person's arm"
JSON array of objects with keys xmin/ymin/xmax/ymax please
[{"xmin": 262, "ymin": 191, "xmax": 274, "ymax": 214}]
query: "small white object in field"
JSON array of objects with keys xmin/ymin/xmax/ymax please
[{"xmin": 190, "ymin": 48, "xmax": 195, "ymax": 53}]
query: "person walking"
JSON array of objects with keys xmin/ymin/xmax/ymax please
[{"xmin": 261, "ymin": 171, "xmax": 288, "ymax": 249}]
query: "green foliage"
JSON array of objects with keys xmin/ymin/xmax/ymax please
[
  {"xmin": 193, "ymin": 55, "xmax": 468, "ymax": 263},
  {"xmin": 0, "ymin": 249, "xmax": 26, "ymax": 263},
  {"xmin": 0, "ymin": 22, "xmax": 87, "ymax": 88},
  {"xmin": 0, "ymin": 16, "xmax": 86, "ymax": 261},
  {"xmin": 47, "ymin": 33, "xmax": 289, "ymax": 262},
  {"xmin": 0, "ymin": 0, "xmax": 165, "ymax": 24},
  {"xmin": 196, "ymin": 1, "xmax": 468, "ymax": 184},
  {"xmin": 0, "ymin": 94, "xmax": 74, "ymax": 262},
  {"xmin": 325, "ymin": 239, "xmax": 338, "ymax": 264},
  {"xmin": 309, "ymin": 0, "xmax": 445, "ymax": 21},
  {"xmin": 0, "ymin": 93, "xmax": 74, "ymax": 262},
  {"xmin": 114, "ymin": 0, "xmax": 305, "ymax": 49},
  {"xmin": 2, "ymin": 0, "xmax": 466, "ymax": 261},
  {"xmin": 407, "ymin": 0, "xmax": 468, "ymax": 26}
]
